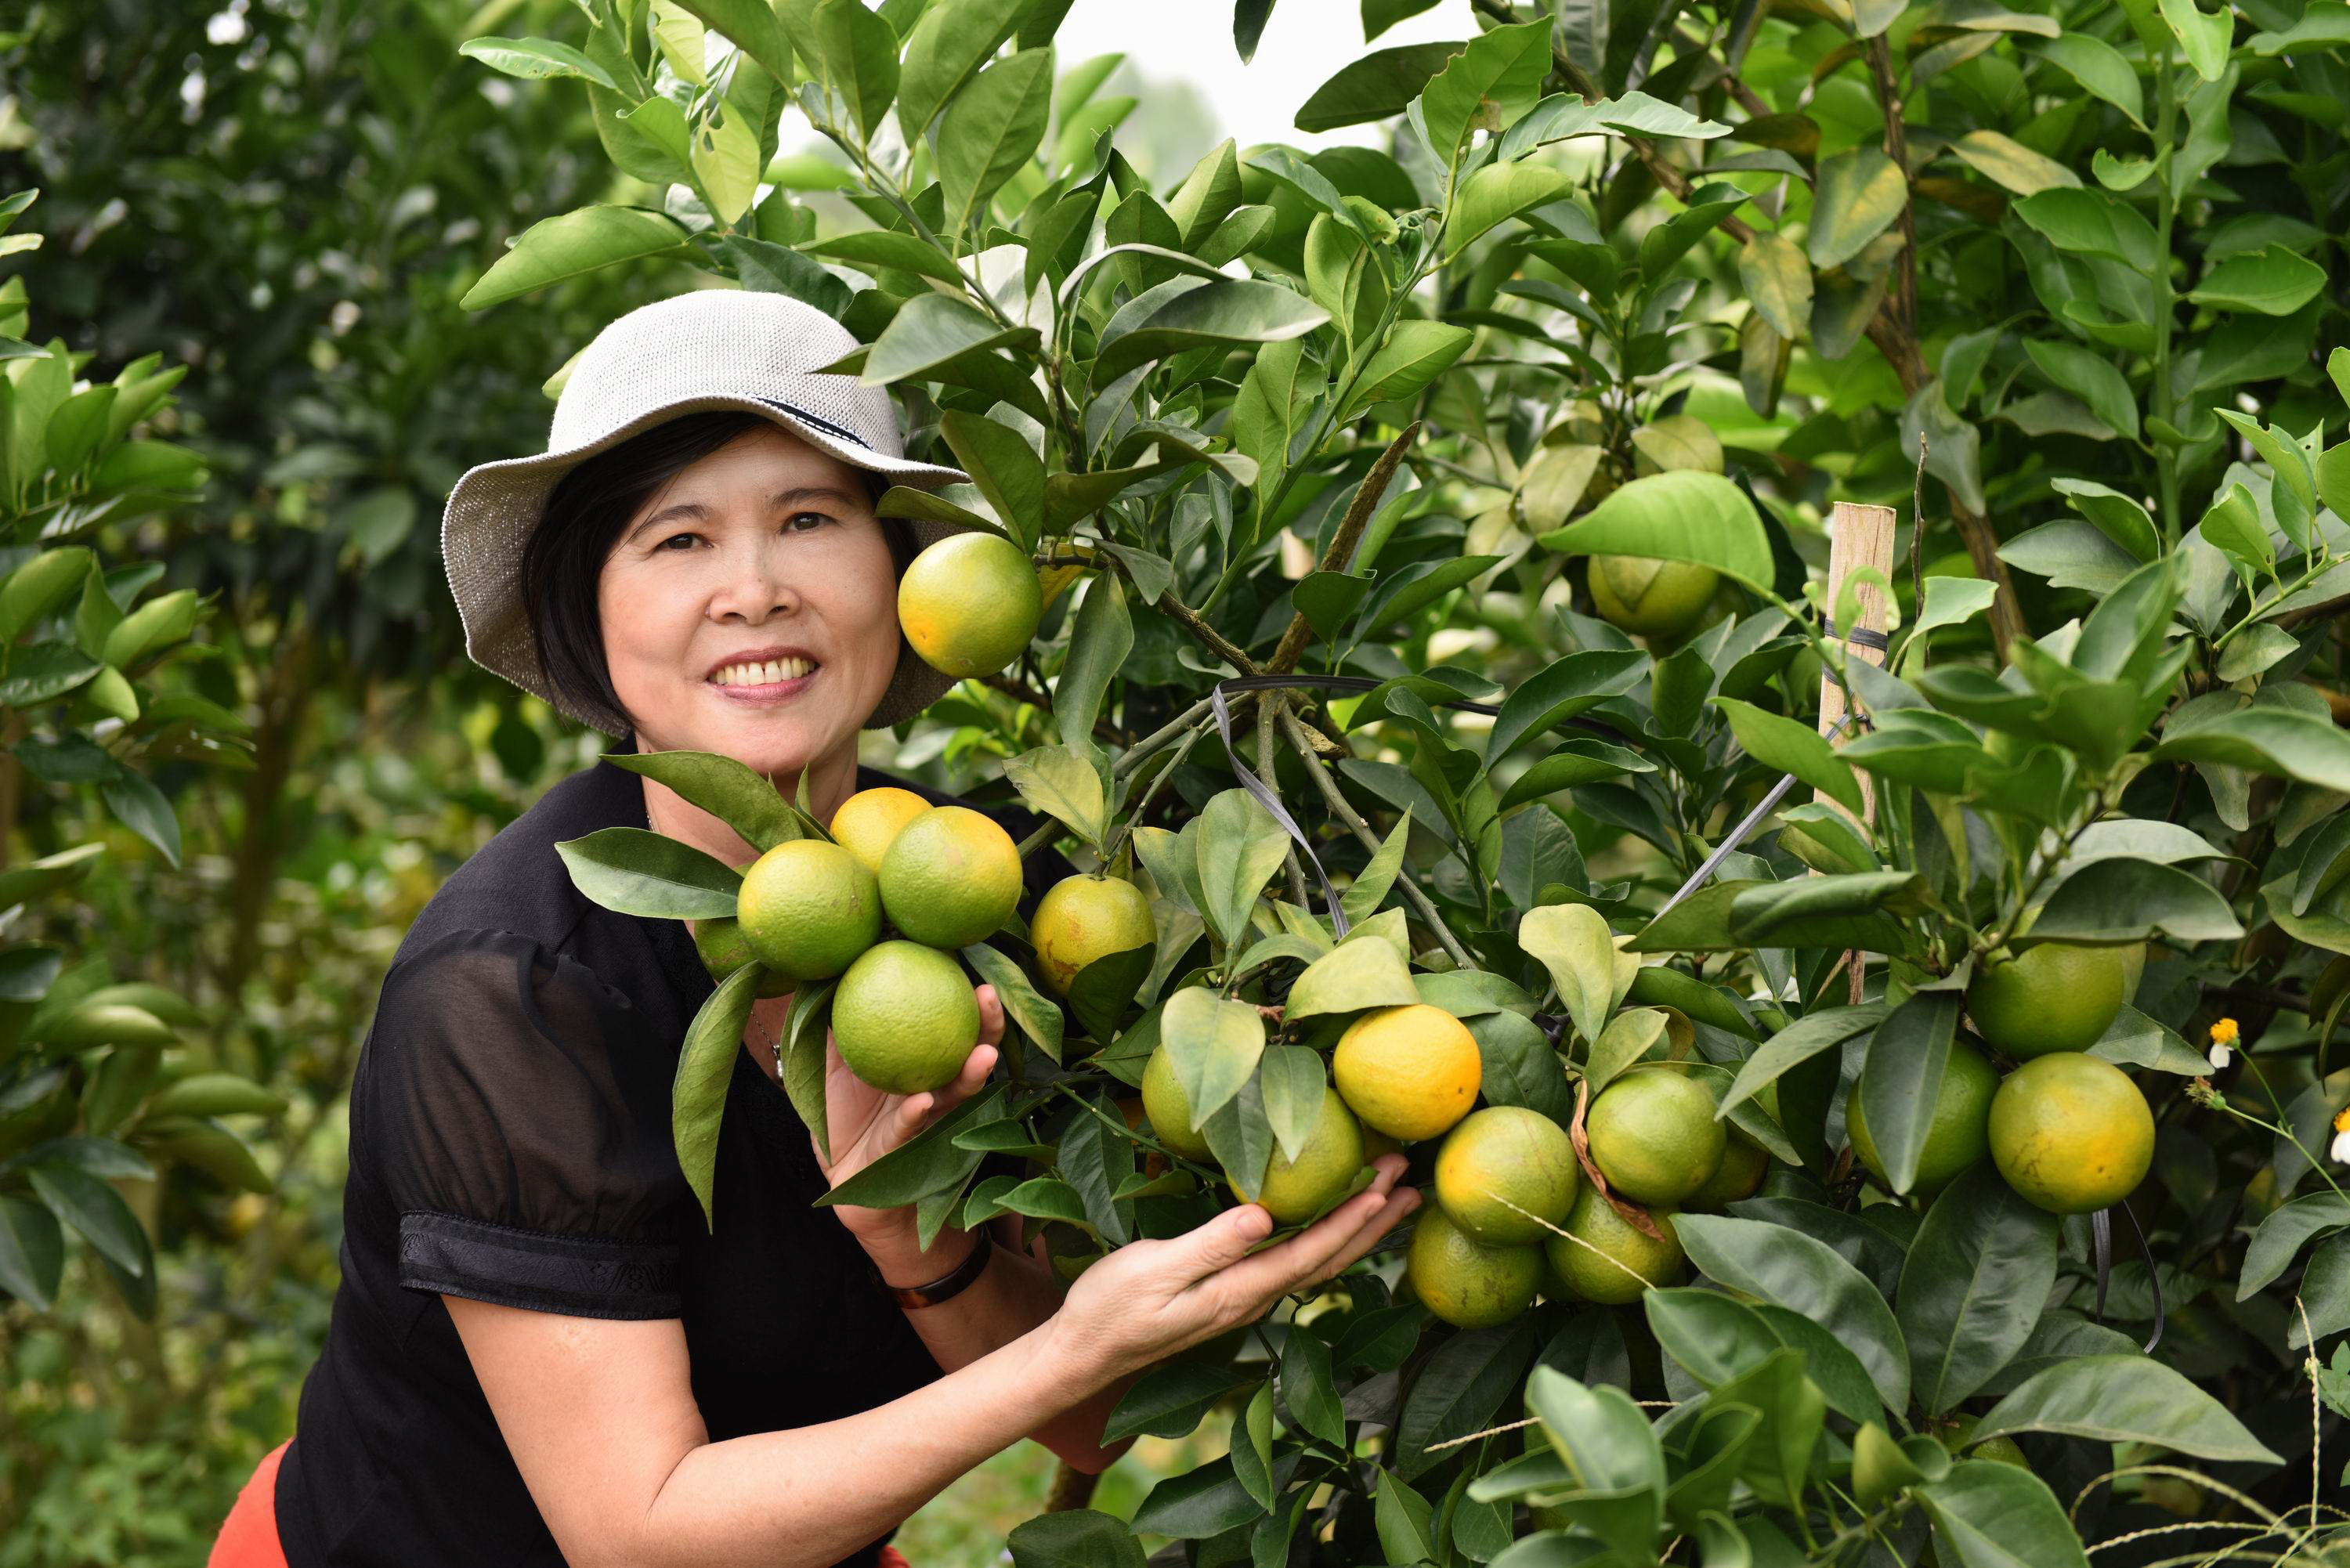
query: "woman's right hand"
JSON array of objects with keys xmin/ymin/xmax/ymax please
[{"xmin": 1046, "ymin": 1154, "xmax": 1420, "ymax": 1388}]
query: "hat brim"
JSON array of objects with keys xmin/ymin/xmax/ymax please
[{"xmin": 443, "ymin": 393, "xmax": 975, "ymax": 739}]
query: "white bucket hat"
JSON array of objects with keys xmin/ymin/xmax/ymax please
[{"xmin": 440, "ymin": 287, "xmax": 973, "ymax": 738}]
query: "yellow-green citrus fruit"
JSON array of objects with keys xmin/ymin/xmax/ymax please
[
  {"xmin": 1227, "ymin": 1086, "xmax": 1365, "ymax": 1225},
  {"xmin": 1546, "ymin": 1186, "xmax": 1686, "ymax": 1305},
  {"xmin": 1989, "ymin": 1053, "xmax": 2154, "ymax": 1215},
  {"xmin": 2119, "ymin": 941, "xmax": 2147, "ymax": 1003},
  {"xmin": 1332, "ymin": 1004, "xmax": 1483, "ymax": 1143},
  {"xmin": 1585, "ymin": 1066, "xmax": 1726, "ymax": 1206},
  {"xmin": 828, "ymin": 786, "xmax": 932, "ymax": 878},
  {"xmin": 1363, "ymin": 1126, "xmax": 1408, "ymax": 1160},
  {"xmin": 1141, "ymin": 1045, "xmax": 1213, "ymax": 1162},
  {"xmin": 690, "ymin": 916, "xmax": 794, "ymax": 997},
  {"xmin": 1847, "ymin": 1038, "xmax": 1998, "ymax": 1194},
  {"xmin": 898, "ymin": 531, "xmax": 1043, "ymax": 677},
  {"xmin": 879, "ymin": 805, "xmax": 1024, "ymax": 949},
  {"xmin": 830, "ymin": 941, "xmax": 981, "ymax": 1095},
  {"xmin": 1586, "ymin": 555, "xmax": 1722, "ymax": 639},
  {"xmin": 1406, "ymin": 1202, "xmax": 1542, "ymax": 1328},
  {"xmin": 1433, "ymin": 1107, "xmax": 1580, "ymax": 1245},
  {"xmin": 1966, "ymin": 941, "xmax": 2128, "ymax": 1058},
  {"xmin": 1687, "ymin": 1127, "xmax": 1770, "ymax": 1210},
  {"xmin": 1031, "ymin": 875, "xmax": 1157, "ymax": 996},
  {"xmin": 1940, "ymin": 1414, "xmax": 2029, "ymax": 1468},
  {"xmin": 737, "ymin": 839, "xmax": 882, "ymax": 981}
]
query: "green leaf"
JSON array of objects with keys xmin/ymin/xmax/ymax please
[
  {"xmin": 674, "ymin": 966, "xmax": 758, "ymax": 1230},
  {"xmin": 1007, "ymin": 1510, "xmax": 1146, "ymax": 1568},
  {"xmin": 1104, "ymin": 1360, "xmax": 1255, "ymax": 1442},
  {"xmin": 1294, "ymin": 42, "xmax": 1466, "ymax": 133},
  {"xmin": 2019, "ymin": 858, "xmax": 2244, "ymax": 947},
  {"xmin": 1949, "ymin": 129, "xmax": 2081, "ymax": 196},
  {"xmin": 1897, "ymin": 1166, "xmax": 2059, "ymax": 1415},
  {"xmin": 1231, "ymin": 1382, "xmax": 1275, "ymax": 1510},
  {"xmin": 555, "ymin": 828, "xmax": 742, "ymax": 919},
  {"xmin": 1857, "ymin": 993, "xmax": 1959, "ymax": 1195},
  {"xmin": 1372, "ymin": 1469, "xmax": 1437, "ymax": 1565},
  {"xmin": 816, "ymin": 1086, "xmax": 1003, "ymax": 1207},
  {"xmin": 963, "ymin": 943, "xmax": 1065, "ymax": 1064},
  {"xmin": 1057, "ymin": 575, "xmax": 1130, "ymax": 754},
  {"xmin": 2238, "ymin": 1193, "xmax": 2350, "ymax": 1296},
  {"xmin": 1916, "ymin": 1463, "xmax": 2090, "ymax": 1568},
  {"xmin": 1092, "ymin": 279, "xmax": 1330, "ymax": 385},
  {"xmin": 1444, "ymin": 161, "xmax": 1569, "ymax": 261},
  {"xmin": 2158, "ymin": 0, "xmax": 2232, "ymax": 81},
  {"xmin": 1586, "ymin": 1008, "xmax": 1668, "ymax": 1097},
  {"xmin": 1484, "ymin": 650, "xmax": 1647, "ymax": 766},
  {"xmin": 1160, "ymin": 985, "xmax": 1267, "ymax": 1127},
  {"xmin": 1341, "ymin": 812, "xmax": 1412, "ymax": 924},
  {"xmin": 1497, "ymin": 739, "xmax": 1654, "ymax": 811},
  {"xmin": 1494, "ymin": 90, "xmax": 1730, "ymax": 158},
  {"xmin": 1974, "ymin": 1356, "xmax": 2283, "ymax": 1464},
  {"xmin": 1257, "ymin": 1046, "xmax": 1329, "ymax": 1165},
  {"xmin": 1674, "ymin": 1213, "xmax": 1911, "ymax": 1411},
  {"xmin": 460, "ymin": 205, "xmax": 690, "ymax": 311},
  {"xmin": 1395, "ymin": 1319, "xmax": 1538, "ymax": 1479},
  {"xmin": 896, "ymin": 0, "xmax": 1032, "ymax": 138},
  {"xmin": 1132, "ymin": 1454, "xmax": 1292, "ymax": 1539},
  {"xmin": 1287, "ymin": 938, "xmax": 1418, "ymax": 1021},
  {"xmin": 2189, "ymin": 246, "xmax": 2329, "ymax": 316},
  {"xmin": 27, "ymin": 1161, "xmax": 147, "ymax": 1276},
  {"xmin": 1538, "ymin": 471, "xmax": 1773, "ymax": 591},
  {"xmin": 1195, "ymin": 789, "xmax": 1289, "ymax": 950},
  {"xmin": 457, "ymin": 34, "xmax": 623, "ymax": 89},
  {"xmin": 1522, "ymin": 1367, "xmax": 1668, "ymax": 1553},
  {"xmin": 1343, "ymin": 320, "xmax": 1475, "ymax": 415},
  {"xmin": 802, "ymin": 229, "xmax": 964, "ymax": 285},
  {"xmin": 806, "ymin": 0, "xmax": 901, "ymax": 143},
  {"xmin": 2034, "ymin": 34, "xmax": 2145, "ymax": 128},
  {"xmin": 1418, "ymin": 18, "xmax": 1551, "ymax": 164},
  {"xmin": 0, "ymin": 548, "xmax": 94, "ymax": 646},
  {"xmin": 2013, "ymin": 189, "xmax": 2158, "ymax": 273},
  {"xmin": 938, "ymin": 47, "xmax": 1054, "ymax": 237},
  {"xmin": 1282, "ymin": 1323, "xmax": 1347, "ymax": 1448},
  {"xmin": 667, "ymin": 0, "xmax": 794, "ymax": 85},
  {"xmin": 1712, "ymin": 697, "xmax": 1866, "ymax": 818},
  {"xmin": 721, "ymin": 235, "xmax": 851, "ymax": 316},
  {"xmin": 602, "ymin": 750, "xmax": 801, "ymax": 852},
  {"xmin": 0, "ymin": 1193, "xmax": 63, "ymax": 1310},
  {"xmin": 1739, "ymin": 233, "xmax": 1813, "ymax": 341},
  {"xmin": 2248, "ymin": 1, "xmax": 2350, "ymax": 52},
  {"xmin": 1001, "ymin": 745, "xmax": 1106, "ymax": 850},
  {"xmin": 2023, "ymin": 340, "xmax": 2138, "ymax": 441},
  {"xmin": 1809, "ymin": 146, "xmax": 1908, "ymax": 269},
  {"xmin": 2049, "ymin": 479, "xmax": 2157, "ymax": 562},
  {"xmin": 1518, "ymin": 902, "xmax": 1616, "ymax": 1047}
]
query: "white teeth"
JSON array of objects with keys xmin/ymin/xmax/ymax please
[{"xmin": 712, "ymin": 657, "xmax": 813, "ymax": 686}]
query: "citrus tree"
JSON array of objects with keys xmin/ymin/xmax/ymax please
[{"xmin": 453, "ymin": 0, "xmax": 2350, "ymax": 1561}]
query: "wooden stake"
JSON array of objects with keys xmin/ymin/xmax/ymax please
[{"xmin": 1818, "ymin": 501, "xmax": 1897, "ymax": 1005}]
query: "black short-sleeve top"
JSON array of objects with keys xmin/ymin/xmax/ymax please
[{"xmin": 274, "ymin": 741, "xmax": 1069, "ymax": 1567}]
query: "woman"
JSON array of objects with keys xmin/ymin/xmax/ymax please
[{"xmin": 208, "ymin": 290, "xmax": 1419, "ymax": 1568}]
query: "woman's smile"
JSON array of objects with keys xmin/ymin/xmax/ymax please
[{"xmin": 706, "ymin": 644, "xmax": 822, "ymax": 703}]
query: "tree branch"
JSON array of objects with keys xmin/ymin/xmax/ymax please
[{"xmin": 1266, "ymin": 422, "xmax": 1423, "ymax": 676}]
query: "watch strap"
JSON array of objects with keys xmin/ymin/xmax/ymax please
[{"xmin": 884, "ymin": 1231, "xmax": 992, "ymax": 1310}]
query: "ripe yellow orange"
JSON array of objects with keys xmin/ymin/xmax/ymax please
[
  {"xmin": 736, "ymin": 839, "xmax": 881, "ymax": 981},
  {"xmin": 1545, "ymin": 1186, "xmax": 1686, "ymax": 1304},
  {"xmin": 879, "ymin": 805, "xmax": 1025, "ymax": 949},
  {"xmin": 1988, "ymin": 1053, "xmax": 2153, "ymax": 1214},
  {"xmin": 690, "ymin": 916, "xmax": 795, "ymax": 996},
  {"xmin": 1141, "ymin": 1045, "xmax": 1213, "ymax": 1162},
  {"xmin": 897, "ymin": 531, "xmax": 1043, "ymax": 677},
  {"xmin": 1586, "ymin": 555, "xmax": 1721, "ymax": 639},
  {"xmin": 1966, "ymin": 939, "xmax": 2128, "ymax": 1058},
  {"xmin": 1433, "ymin": 1106, "xmax": 1579, "ymax": 1245},
  {"xmin": 828, "ymin": 786, "xmax": 931, "ymax": 877},
  {"xmin": 1332, "ymin": 1004, "xmax": 1482, "ymax": 1143},
  {"xmin": 1227, "ymin": 1085, "xmax": 1365, "ymax": 1225},
  {"xmin": 1585, "ymin": 1066, "xmax": 1726, "ymax": 1206},
  {"xmin": 1406, "ymin": 1202, "xmax": 1542, "ymax": 1328},
  {"xmin": 830, "ymin": 941, "xmax": 980, "ymax": 1095},
  {"xmin": 1031, "ymin": 875, "xmax": 1157, "ymax": 996},
  {"xmin": 1847, "ymin": 1037, "xmax": 1998, "ymax": 1193}
]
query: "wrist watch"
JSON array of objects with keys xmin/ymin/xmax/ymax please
[{"xmin": 879, "ymin": 1230, "xmax": 992, "ymax": 1310}]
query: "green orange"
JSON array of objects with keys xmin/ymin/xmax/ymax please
[
  {"xmin": 1227, "ymin": 1085, "xmax": 1365, "ymax": 1225},
  {"xmin": 1031, "ymin": 875, "xmax": 1157, "ymax": 996},
  {"xmin": 1585, "ymin": 1066, "xmax": 1726, "ymax": 1206},
  {"xmin": 1406, "ymin": 1202, "xmax": 1542, "ymax": 1328},
  {"xmin": 878, "ymin": 805, "xmax": 1024, "ymax": 949},
  {"xmin": 1433, "ymin": 1107, "xmax": 1580, "ymax": 1245},
  {"xmin": 829, "ymin": 786, "xmax": 931, "ymax": 877},
  {"xmin": 898, "ymin": 531, "xmax": 1043, "ymax": 677},
  {"xmin": 1141, "ymin": 1045, "xmax": 1213, "ymax": 1161},
  {"xmin": 1847, "ymin": 1037, "xmax": 1998, "ymax": 1194},
  {"xmin": 1545, "ymin": 1186, "xmax": 1685, "ymax": 1305},
  {"xmin": 736, "ymin": 839, "xmax": 881, "ymax": 981},
  {"xmin": 690, "ymin": 916, "xmax": 794, "ymax": 996},
  {"xmin": 1988, "ymin": 1053, "xmax": 2154, "ymax": 1215},
  {"xmin": 1587, "ymin": 555, "xmax": 1721, "ymax": 639},
  {"xmin": 1967, "ymin": 939, "xmax": 2128, "ymax": 1058},
  {"xmin": 830, "ymin": 941, "xmax": 980, "ymax": 1095},
  {"xmin": 1332, "ymin": 1004, "xmax": 1482, "ymax": 1143},
  {"xmin": 1687, "ymin": 1127, "xmax": 1770, "ymax": 1210}
]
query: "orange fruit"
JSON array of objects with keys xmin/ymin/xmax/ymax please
[
  {"xmin": 897, "ymin": 531, "xmax": 1043, "ymax": 677},
  {"xmin": 1227, "ymin": 1085, "xmax": 1365, "ymax": 1225},
  {"xmin": 1545, "ymin": 1186, "xmax": 1685, "ymax": 1304},
  {"xmin": 1406, "ymin": 1203, "xmax": 1542, "ymax": 1328},
  {"xmin": 1332, "ymin": 1004, "xmax": 1482, "ymax": 1143},
  {"xmin": 1988, "ymin": 1053, "xmax": 2153, "ymax": 1215},
  {"xmin": 829, "ymin": 786, "xmax": 931, "ymax": 877},
  {"xmin": 1587, "ymin": 556, "xmax": 1720, "ymax": 639},
  {"xmin": 690, "ymin": 916, "xmax": 795, "ymax": 996},
  {"xmin": 1687, "ymin": 1127, "xmax": 1770, "ymax": 1209},
  {"xmin": 1031, "ymin": 874, "xmax": 1157, "ymax": 995},
  {"xmin": 1966, "ymin": 938, "xmax": 2128, "ymax": 1059},
  {"xmin": 830, "ymin": 941, "xmax": 980, "ymax": 1095},
  {"xmin": 1141, "ymin": 1045, "xmax": 1213, "ymax": 1161},
  {"xmin": 1433, "ymin": 1107, "xmax": 1579, "ymax": 1245},
  {"xmin": 736, "ymin": 839, "xmax": 880, "ymax": 981},
  {"xmin": 878, "ymin": 805, "xmax": 1024, "ymax": 949},
  {"xmin": 1585, "ymin": 1066, "xmax": 1725, "ymax": 1206},
  {"xmin": 1847, "ymin": 1037, "xmax": 1997, "ymax": 1193}
]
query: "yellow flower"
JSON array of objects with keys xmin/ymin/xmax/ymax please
[
  {"xmin": 2207, "ymin": 1017, "xmax": 2240, "ymax": 1071},
  {"xmin": 2333, "ymin": 1105, "xmax": 2350, "ymax": 1165},
  {"xmin": 2209, "ymin": 1018, "xmax": 2240, "ymax": 1046}
]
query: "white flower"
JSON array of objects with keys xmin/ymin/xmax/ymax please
[
  {"xmin": 2207, "ymin": 1042, "xmax": 2233, "ymax": 1071},
  {"xmin": 2332, "ymin": 1126, "xmax": 2350, "ymax": 1165}
]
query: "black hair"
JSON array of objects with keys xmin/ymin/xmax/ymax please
[{"xmin": 519, "ymin": 410, "xmax": 913, "ymax": 732}]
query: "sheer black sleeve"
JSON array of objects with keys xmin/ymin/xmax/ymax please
[{"xmin": 357, "ymin": 928, "xmax": 692, "ymax": 1320}]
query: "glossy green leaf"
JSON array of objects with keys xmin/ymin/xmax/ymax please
[
  {"xmin": 1810, "ymin": 146, "xmax": 1908, "ymax": 269},
  {"xmin": 457, "ymin": 35, "xmax": 621, "ymax": 89},
  {"xmin": 1712, "ymin": 697, "xmax": 1866, "ymax": 818},
  {"xmin": 2034, "ymin": 34, "xmax": 2144, "ymax": 128},
  {"xmin": 2189, "ymin": 246, "xmax": 2329, "ymax": 316},
  {"xmin": 1973, "ymin": 1356, "xmax": 2282, "ymax": 1462},
  {"xmin": 554, "ymin": 828, "xmax": 742, "ymax": 919},
  {"xmin": 1674, "ymin": 1213, "xmax": 1911, "ymax": 1411},
  {"xmin": 938, "ymin": 47, "xmax": 1054, "ymax": 236},
  {"xmin": 1538, "ymin": 471, "xmax": 1773, "ymax": 590},
  {"xmin": 1739, "ymin": 233, "xmax": 1813, "ymax": 341},
  {"xmin": 1160, "ymin": 985, "xmax": 1266, "ymax": 1126},
  {"xmin": 603, "ymin": 750, "xmax": 801, "ymax": 853},
  {"xmin": 459, "ymin": 205, "xmax": 689, "ymax": 311},
  {"xmin": 1897, "ymin": 1166, "xmax": 2060, "ymax": 1414},
  {"xmin": 1916, "ymin": 1462, "xmax": 2090, "ymax": 1568}
]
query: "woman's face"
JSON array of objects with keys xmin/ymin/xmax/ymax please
[{"xmin": 597, "ymin": 424, "xmax": 902, "ymax": 781}]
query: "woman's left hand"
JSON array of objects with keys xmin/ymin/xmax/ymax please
[{"xmin": 815, "ymin": 983, "xmax": 1003, "ymax": 1275}]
